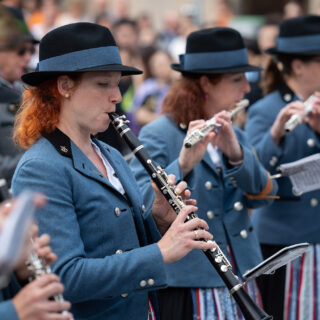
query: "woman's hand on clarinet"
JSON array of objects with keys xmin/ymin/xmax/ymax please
[
  {"xmin": 157, "ymin": 205, "xmax": 216, "ymax": 264},
  {"xmin": 179, "ymin": 120, "xmax": 216, "ymax": 177},
  {"xmin": 151, "ymin": 174, "xmax": 196, "ymax": 234}
]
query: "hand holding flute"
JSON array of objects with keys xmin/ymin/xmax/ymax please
[
  {"xmin": 180, "ymin": 109, "xmax": 244, "ymax": 177},
  {"xmin": 271, "ymin": 93, "xmax": 320, "ymax": 145},
  {"xmin": 184, "ymin": 99, "xmax": 249, "ymax": 148}
]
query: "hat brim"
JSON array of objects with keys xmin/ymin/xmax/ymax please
[
  {"xmin": 22, "ymin": 64, "xmax": 142, "ymax": 86},
  {"xmin": 265, "ymin": 47, "xmax": 320, "ymax": 55},
  {"xmin": 171, "ymin": 63, "xmax": 262, "ymax": 75}
]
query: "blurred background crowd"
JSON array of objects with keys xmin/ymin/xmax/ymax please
[{"xmin": 0, "ymin": 0, "xmax": 318, "ymax": 168}]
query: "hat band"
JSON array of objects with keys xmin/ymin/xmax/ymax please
[
  {"xmin": 38, "ymin": 46, "xmax": 122, "ymax": 71},
  {"xmin": 276, "ymin": 34, "xmax": 320, "ymax": 53},
  {"xmin": 181, "ymin": 48, "xmax": 248, "ymax": 71}
]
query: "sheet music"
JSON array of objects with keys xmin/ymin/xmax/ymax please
[
  {"xmin": 280, "ymin": 153, "xmax": 320, "ymax": 195},
  {"xmin": 0, "ymin": 191, "xmax": 35, "ymax": 276}
]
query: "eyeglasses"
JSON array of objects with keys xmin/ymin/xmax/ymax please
[{"xmin": 17, "ymin": 46, "xmax": 35, "ymax": 56}]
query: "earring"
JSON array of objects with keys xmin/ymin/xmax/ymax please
[
  {"xmin": 204, "ymin": 93, "xmax": 208, "ymax": 99},
  {"xmin": 65, "ymin": 93, "xmax": 70, "ymax": 98}
]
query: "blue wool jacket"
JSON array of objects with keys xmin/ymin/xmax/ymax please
[
  {"xmin": 0, "ymin": 275, "xmax": 20, "ymax": 320},
  {"xmin": 129, "ymin": 115, "xmax": 277, "ymax": 287},
  {"xmin": 12, "ymin": 129, "xmax": 167, "ymax": 320},
  {"xmin": 246, "ymin": 86, "xmax": 320, "ymax": 245}
]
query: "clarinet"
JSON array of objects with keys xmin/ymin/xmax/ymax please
[
  {"xmin": 184, "ymin": 99, "xmax": 249, "ymax": 148},
  {"xmin": 109, "ymin": 113, "xmax": 272, "ymax": 320},
  {"xmin": 0, "ymin": 179, "xmax": 72, "ymax": 319}
]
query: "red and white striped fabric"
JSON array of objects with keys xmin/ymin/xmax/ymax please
[{"xmin": 284, "ymin": 244, "xmax": 320, "ymax": 320}]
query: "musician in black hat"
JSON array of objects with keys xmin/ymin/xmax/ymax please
[
  {"xmin": 246, "ymin": 15, "xmax": 320, "ymax": 319},
  {"xmin": 11, "ymin": 22, "xmax": 215, "ymax": 320},
  {"xmin": 130, "ymin": 27, "xmax": 278, "ymax": 320}
]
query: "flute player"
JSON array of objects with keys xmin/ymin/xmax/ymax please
[
  {"xmin": 130, "ymin": 27, "xmax": 278, "ymax": 320},
  {"xmin": 246, "ymin": 15, "xmax": 320, "ymax": 320}
]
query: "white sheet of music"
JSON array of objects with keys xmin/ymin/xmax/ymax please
[{"xmin": 280, "ymin": 153, "xmax": 320, "ymax": 195}]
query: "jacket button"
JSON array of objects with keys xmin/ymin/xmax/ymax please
[
  {"xmin": 121, "ymin": 293, "xmax": 128, "ymax": 297},
  {"xmin": 269, "ymin": 156, "xmax": 278, "ymax": 167},
  {"xmin": 141, "ymin": 204, "xmax": 146, "ymax": 212},
  {"xmin": 140, "ymin": 280, "xmax": 147, "ymax": 287},
  {"xmin": 283, "ymin": 93, "xmax": 292, "ymax": 102},
  {"xmin": 114, "ymin": 207, "xmax": 121, "ymax": 217},
  {"xmin": 207, "ymin": 210, "xmax": 214, "ymax": 219},
  {"xmin": 240, "ymin": 229, "xmax": 248, "ymax": 239},
  {"xmin": 307, "ymin": 138, "xmax": 315, "ymax": 148},
  {"xmin": 204, "ymin": 181, "xmax": 212, "ymax": 190},
  {"xmin": 148, "ymin": 279, "xmax": 155, "ymax": 286},
  {"xmin": 310, "ymin": 198, "xmax": 318, "ymax": 207},
  {"xmin": 115, "ymin": 249, "xmax": 123, "ymax": 254},
  {"xmin": 234, "ymin": 202, "xmax": 243, "ymax": 211}
]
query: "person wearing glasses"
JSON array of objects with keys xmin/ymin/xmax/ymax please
[
  {"xmin": 245, "ymin": 15, "xmax": 320, "ymax": 319},
  {"xmin": 0, "ymin": 5, "xmax": 37, "ymax": 186}
]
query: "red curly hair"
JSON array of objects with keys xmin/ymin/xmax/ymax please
[
  {"xmin": 13, "ymin": 74, "xmax": 82, "ymax": 149},
  {"xmin": 162, "ymin": 74, "xmax": 221, "ymax": 125}
]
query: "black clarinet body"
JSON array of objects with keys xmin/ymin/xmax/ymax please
[{"xmin": 109, "ymin": 113, "xmax": 272, "ymax": 320}]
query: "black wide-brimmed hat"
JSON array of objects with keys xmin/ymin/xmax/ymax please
[
  {"xmin": 22, "ymin": 22, "xmax": 142, "ymax": 86},
  {"xmin": 171, "ymin": 27, "xmax": 262, "ymax": 75},
  {"xmin": 266, "ymin": 15, "xmax": 320, "ymax": 55}
]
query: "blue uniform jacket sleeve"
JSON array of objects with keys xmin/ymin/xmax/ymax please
[
  {"xmin": 130, "ymin": 120, "xmax": 277, "ymax": 212},
  {"xmin": 0, "ymin": 300, "xmax": 19, "ymax": 320},
  {"xmin": 12, "ymin": 158, "xmax": 167, "ymax": 304}
]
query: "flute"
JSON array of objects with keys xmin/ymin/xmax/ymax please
[
  {"xmin": 284, "ymin": 94, "xmax": 317, "ymax": 133},
  {"xmin": 184, "ymin": 99, "xmax": 249, "ymax": 148},
  {"xmin": 109, "ymin": 112, "xmax": 272, "ymax": 320},
  {"xmin": 0, "ymin": 180, "xmax": 72, "ymax": 319},
  {"xmin": 26, "ymin": 243, "xmax": 73, "ymax": 319}
]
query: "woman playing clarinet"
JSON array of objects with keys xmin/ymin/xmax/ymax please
[{"xmin": 11, "ymin": 22, "xmax": 215, "ymax": 320}]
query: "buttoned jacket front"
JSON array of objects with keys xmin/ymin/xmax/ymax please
[
  {"xmin": 129, "ymin": 115, "xmax": 277, "ymax": 287},
  {"xmin": 246, "ymin": 87, "xmax": 320, "ymax": 245},
  {"xmin": 12, "ymin": 130, "xmax": 167, "ymax": 320}
]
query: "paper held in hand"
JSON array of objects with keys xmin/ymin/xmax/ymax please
[{"xmin": 277, "ymin": 153, "xmax": 320, "ymax": 196}]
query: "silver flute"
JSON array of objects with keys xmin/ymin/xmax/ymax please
[
  {"xmin": 26, "ymin": 241, "xmax": 73, "ymax": 319},
  {"xmin": 284, "ymin": 94, "xmax": 317, "ymax": 133},
  {"xmin": 184, "ymin": 99, "xmax": 249, "ymax": 148}
]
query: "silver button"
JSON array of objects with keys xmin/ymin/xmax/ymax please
[
  {"xmin": 148, "ymin": 279, "xmax": 155, "ymax": 286},
  {"xmin": 284, "ymin": 93, "xmax": 292, "ymax": 102},
  {"xmin": 140, "ymin": 280, "xmax": 147, "ymax": 287},
  {"xmin": 114, "ymin": 207, "xmax": 121, "ymax": 217},
  {"xmin": 204, "ymin": 181, "xmax": 212, "ymax": 190},
  {"xmin": 234, "ymin": 202, "xmax": 243, "ymax": 211},
  {"xmin": 310, "ymin": 198, "xmax": 318, "ymax": 207},
  {"xmin": 307, "ymin": 138, "xmax": 315, "ymax": 148},
  {"xmin": 115, "ymin": 249, "xmax": 123, "ymax": 254},
  {"xmin": 207, "ymin": 210, "xmax": 214, "ymax": 219},
  {"xmin": 240, "ymin": 229, "xmax": 248, "ymax": 239},
  {"xmin": 121, "ymin": 293, "xmax": 128, "ymax": 297},
  {"xmin": 141, "ymin": 204, "xmax": 146, "ymax": 212},
  {"xmin": 179, "ymin": 123, "xmax": 187, "ymax": 129},
  {"xmin": 269, "ymin": 156, "xmax": 278, "ymax": 167}
]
